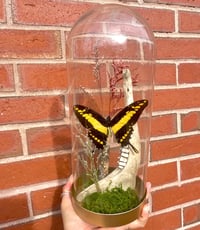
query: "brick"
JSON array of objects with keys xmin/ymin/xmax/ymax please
[
  {"xmin": 181, "ymin": 157, "xmax": 200, "ymax": 180},
  {"xmin": 153, "ymin": 88, "xmax": 200, "ymax": 112},
  {"xmin": 0, "ymin": 194, "xmax": 29, "ymax": 224},
  {"xmin": 144, "ymin": 0, "xmax": 200, "ymax": 7},
  {"xmin": 64, "ymin": 13, "xmax": 152, "ymax": 42},
  {"xmin": 0, "ymin": 130, "xmax": 22, "ymax": 159},
  {"xmin": 0, "ymin": 96, "xmax": 64, "ymax": 124},
  {"xmin": 13, "ymin": 0, "xmax": 96, "ymax": 26},
  {"xmin": 151, "ymin": 114, "xmax": 177, "ymax": 137},
  {"xmin": 4, "ymin": 214, "xmax": 63, "ymax": 230},
  {"xmin": 154, "ymin": 63, "xmax": 176, "ymax": 85},
  {"xmin": 52, "ymin": 62, "xmax": 107, "ymax": 90},
  {"xmin": 142, "ymin": 209, "xmax": 181, "ymax": 230},
  {"xmin": 0, "ymin": 65, "xmax": 14, "ymax": 91},
  {"xmin": 134, "ymin": 7, "xmax": 175, "ymax": 32},
  {"xmin": 26, "ymin": 125, "xmax": 71, "ymax": 154},
  {"xmin": 31, "ymin": 185, "xmax": 62, "ymax": 215},
  {"xmin": 0, "ymin": 30, "xmax": 61, "ymax": 59},
  {"xmin": 73, "ymin": 37, "xmax": 140, "ymax": 60},
  {"xmin": 156, "ymin": 37, "xmax": 200, "ymax": 60},
  {"xmin": 179, "ymin": 63, "xmax": 200, "ymax": 84},
  {"xmin": 0, "ymin": 155, "xmax": 71, "ymax": 190},
  {"xmin": 181, "ymin": 111, "xmax": 200, "ymax": 132},
  {"xmin": 68, "ymin": 64, "xmax": 154, "ymax": 93},
  {"xmin": 152, "ymin": 181, "xmax": 200, "ymax": 211},
  {"xmin": 18, "ymin": 64, "xmax": 68, "ymax": 91},
  {"xmin": 179, "ymin": 11, "xmax": 200, "ymax": 33},
  {"xmin": 143, "ymin": 42, "xmax": 154, "ymax": 60},
  {"xmin": 183, "ymin": 204, "xmax": 200, "ymax": 226},
  {"xmin": 147, "ymin": 162, "xmax": 177, "ymax": 187},
  {"xmin": 151, "ymin": 134, "xmax": 200, "ymax": 161},
  {"xmin": 0, "ymin": 0, "xmax": 5, "ymax": 22}
]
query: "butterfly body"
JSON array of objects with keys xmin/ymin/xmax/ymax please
[{"xmin": 73, "ymin": 99, "xmax": 148, "ymax": 149}]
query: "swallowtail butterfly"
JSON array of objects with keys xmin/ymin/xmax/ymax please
[{"xmin": 73, "ymin": 99, "xmax": 148, "ymax": 150}]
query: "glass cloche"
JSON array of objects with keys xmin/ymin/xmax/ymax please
[{"xmin": 66, "ymin": 4, "xmax": 154, "ymax": 227}]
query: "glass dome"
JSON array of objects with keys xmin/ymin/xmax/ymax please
[{"xmin": 66, "ymin": 4, "xmax": 154, "ymax": 227}]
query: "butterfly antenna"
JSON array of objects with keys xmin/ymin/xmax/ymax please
[{"xmin": 129, "ymin": 143, "xmax": 139, "ymax": 154}]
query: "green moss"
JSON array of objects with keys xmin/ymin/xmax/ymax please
[{"xmin": 82, "ymin": 185, "xmax": 140, "ymax": 214}]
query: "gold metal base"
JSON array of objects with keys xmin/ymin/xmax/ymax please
[{"xmin": 70, "ymin": 177, "xmax": 146, "ymax": 227}]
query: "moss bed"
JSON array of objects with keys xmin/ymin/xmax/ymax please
[{"xmin": 82, "ymin": 185, "xmax": 140, "ymax": 214}]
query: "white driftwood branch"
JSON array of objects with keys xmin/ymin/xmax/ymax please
[
  {"xmin": 122, "ymin": 68, "xmax": 141, "ymax": 163},
  {"xmin": 76, "ymin": 68, "xmax": 141, "ymax": 202}
]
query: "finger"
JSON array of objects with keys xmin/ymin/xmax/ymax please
[
  {"xmin": 61, "ymin": 175, "xmax": 73, "ymax": 200},
  {"xmin": 125, "ymin": 204, "xmax": 149, "ymax": 229},
  {"xmin": 61, "ymin": 175, "xmax": 74, "ymax": 211},
  {"xmin": 145, "ymin": 182, "xmax": 152, "ymax": 216},
  {"xmin": 141, "ymin": 203, "xmax": 150, "ymax": 219},
  {"xmin": 145, "ymin": 182, "xmax": 151, "ymax": 199},
  {"xmin": 63, "ymin": 174, "xmax": 73, "ymax": 192}
]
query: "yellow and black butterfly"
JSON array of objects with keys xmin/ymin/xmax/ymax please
[{"xmin": 73, "ymin": 99, "xmax": 148, "ymax": 150}]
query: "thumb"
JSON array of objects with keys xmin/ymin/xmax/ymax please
[{"xmin": 61, "ymin": 175, "xmax": 73, "ymax": 209}]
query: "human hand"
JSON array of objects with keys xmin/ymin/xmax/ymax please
[{"xmin": 61, "ymin": 175, "xmax": 151, "ymax": 230}]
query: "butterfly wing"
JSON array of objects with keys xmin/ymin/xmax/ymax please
[
  {"xmin": 73, "ymin": 105, "xmax": 109, "ymax": 149},
  {"xmin": 110, "ymin": 99, "xmax": 148, "ymax": 147},
  {"xmin": 73, "ymin": 100, "xmax": 148, "ymax": 149}
]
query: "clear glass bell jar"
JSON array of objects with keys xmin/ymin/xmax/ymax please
[{"xmin": 66, "ymin": 3, "xmax": 154, "ymax": 227}]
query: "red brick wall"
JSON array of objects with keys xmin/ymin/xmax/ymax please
[{"xmin": 0, "ymin": 0, "xmax": 199, "ymax": 229}]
